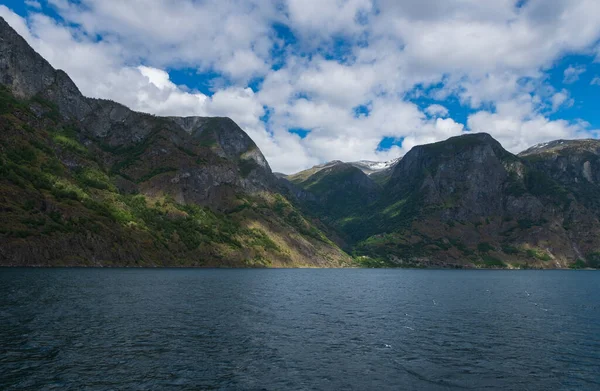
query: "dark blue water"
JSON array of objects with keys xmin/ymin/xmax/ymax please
[{"xmin": 1, "ymin": 269, "xmax": 599, "ymax": 390}]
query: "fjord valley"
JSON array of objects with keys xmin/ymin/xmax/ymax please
[{"xmin": 1, "ymin": 16, "xmax": 600, "ymax": 269}]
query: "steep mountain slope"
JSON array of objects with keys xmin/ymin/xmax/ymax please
[
  {"xmin": 3, "ymin": 16, "xmax": 598, "ymax": 269},
  {"xmin": 519, "ymin": 139, "xmax": 600, "ymax": 215},
  {"xmin": 519, "ymin": 139, "xmax": 600, "ymax": 188},
  {"xmin": 286, "ymin": 162, "xmax": 380, "ymax": 243},
  {"xmin": 0, "ymin": 17, "xmax": 351, "ymax": 267},
  {"xmin": 287, "ymin": 133, "xmax": 600, "ymax": 268}
]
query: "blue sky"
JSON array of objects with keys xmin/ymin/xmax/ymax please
[{"xmin": 2, "ymin": 0, "xmax": 600, "ymax": 173}]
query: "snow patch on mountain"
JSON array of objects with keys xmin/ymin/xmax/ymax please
[{"xmin": 350, "ymin": 158, "xmax": 401, "ymax": 175}]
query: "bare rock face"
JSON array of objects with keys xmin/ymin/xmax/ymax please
[
  {"xmin": 0, "ymin": 18, "xmax": 56, "ymax": 99},
  {"xmin": 0, "ymin": 16, "xmax": 275, "ymax": 207},
  {"xmin": 390, "ymin": 133, "xmax": 517, "ymax": 220},
  {"xmin": 0, "ymin": 19, "xmax": 92, "ymax": 121},
  {"xmin": 0, "ymin": 17, "xmax": 353, "ymax": 268},
  {"xmin": 519, "ymin": 139, "xmax": 600, "ymax": 186},
  {"xmin": 287, "ymin": 132, "xmax": 600, "ymax": 268}
]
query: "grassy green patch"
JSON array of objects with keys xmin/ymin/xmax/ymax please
[
  {"xmin": 75, "ymin": 167, "xmax": 116, "ymax": 190},
  {"xmin": 353, "ymin": 255, "xmax": 395, "ymax": 268},
  {"xmin": 247, "ymin": 228, "xmax": 280, "ymax": 252},
  {"xmin": 480, "ymin": 255, "xmax": 506, "ymax": 268},
  {"xmin": 51, "ymin": 178, "xmax": 88, "ymax": 201},
  {"xmin": 501, "ymin": 245, "xmax": 519, "ymax": 255},
  {"xmin": 586, "ymin": 252, "xmax": 600, "ymax": 268},
  {"xmin": 525, "ymin": 248, "xmax": 552, "ymax": 261},
  {"xmin": 570, "ymin": 259, "xmax": 588, "ymax": 269},
  {"xmin": 6, "ymin": 145, "xmax": 37, "ymax": 164},
  {"xmin": 52, "ymin": 133, "xmax": 88, "ymax": 155}
]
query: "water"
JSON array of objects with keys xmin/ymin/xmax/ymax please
[{"xmin": 0, "ymin": 269, "xmax": 599, "ymax": 390}]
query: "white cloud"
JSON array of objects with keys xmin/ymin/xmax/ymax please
[
  {"xmin": 2, "ymin": 1, "xmax": 600, "ymax": 174},
  {"xmin": 286, "ymin": 0, "xmax": 372, "ymax": 40},
  {"xmin": 296, "ymin": 59, "xmax": 378, "ymax": 107},
  {"xmin": 550, "ymin": 90, "xmax": 574, "ymax": 112},
  {"xmin": 563, "ymin": 65, "xmax": 586, "ymax": 84},
  {"xmin": 425, "ymin": 104, "xmax": 449, "ymax": 117},
  {"xmin": 468, "ymin": 94, "xmax": 592, "ymax": 153},
  {"xmin": 591, "ymin": 76, "xmax": 600, "ymax": 85},
  {"xmin": 25, "ymin": 1, "xmax": 41, "ymax": 9},
  {"xmin": 45, "ymin": 0, "xmax": 278, "ymax": 83}
]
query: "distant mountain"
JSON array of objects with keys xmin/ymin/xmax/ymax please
[
  {"xmin": 348, "ymin": 158, "xmax": 401, "ymax": 175},
  {"xmin": 286, "ymin": 133, "xmax": 600, "ymax": 268},
  {"xmin": 282, "ymin": 157, "xmax": 400, "ymax": 188},
  {"xmin": 283, "ymin": 157, "xmax": 400, "ymax": 181},
  {"xmin": 0, "ymin": 17, "xmax": 350, "ymax": 267},
  {"xmin": 287, "ymin": 162, "xmax": 380, "ymax": 233}
]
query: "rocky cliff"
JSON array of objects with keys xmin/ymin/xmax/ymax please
[
  {"xmin": 0, "ymin": 17, "xmax": 351, "ymax": 267},
  {"xmin": 287, "ymin": 133, "xmax": 600, "ymax": 269}
]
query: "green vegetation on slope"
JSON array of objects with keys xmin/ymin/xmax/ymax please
[
  {"xmin": 286, "ymin": 132, "xmax": 600, "ymax": 269},
  {"xmin": 0, "ymin": 87, "xmax": 349, "ymax": 267}
]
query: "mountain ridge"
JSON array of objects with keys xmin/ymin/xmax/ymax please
[
  {"xmin": 0, "ymin": 16, "xmax": 351, "ymax": 267},
  {"xmin": 286, "ymin": 132, "xmax": 600, "ymax": 269},
  {"xmin": 1, "ymin": 16, "xmax": 599, "ymax": 269}
]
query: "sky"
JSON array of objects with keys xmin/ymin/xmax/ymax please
[{"xmin": 1, "ymin": 0, "xmax": 600, "ymax": 174}]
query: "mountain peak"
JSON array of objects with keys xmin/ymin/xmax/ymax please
[
  {"xmin": 349, "ymin": 158, "xmax": 401, "ymax": 176},
  {"xmin": 395, "ymin": 132, "xmax": 514, "ymax": 172},
  {"xmin": 0, "ymin": 16, "xmax": 61, "ymax": 100},
  {"xmin": 519, "ymin": 139, "xmax": 600, "ymax": 157},
  {"xmin": 0, "ymin": 16, "xmax": 275, "ymax": 196},
  {"xmin": 0, "ymin": 17, "xmax": 352, "ymax": 267},
  {"xmin": 421, "ymin": 132, "xmax": 502, "ymax": 151}
]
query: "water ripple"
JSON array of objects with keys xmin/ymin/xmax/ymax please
[{"xmin": 0, "ymin": 269, "xmax": 599, "ymax": 390}]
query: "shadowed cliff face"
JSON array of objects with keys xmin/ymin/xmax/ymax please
[
  {"xmin": 361, "ymin": 133, "xmax": 600, "ymax": 268},
  {"xmin": 289, "ymin": 162, "xmax": 380, "ymax": 206},
  {"xmin": 388, "ymin": 133, "xmax": 521, "ymax": 221},
  {"xmin": 519, "ymin": 139, "xmax": 600, "ymax": 188},
  {"xmin": 0, "ymin": 17, "xmax": 276, "ymax": 207},
  {"xmin": 285, "ymin": 133, "xmax": 600, "ymax": 269},
  {"xmin": 0, "ymin": 17, "xmax": 351, "ymax": 267}
]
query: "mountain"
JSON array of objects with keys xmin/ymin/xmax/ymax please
[
  {"xmin": 286, "ymin": 133, "xmax": 600, "ymax": 269},
  {"xmin": 0, "ymin": 17, "xmax": 351, "ymax": 267},
  {"xmin": 518, "ymin": 139, "xmax": 600, "ymax": 186},
  {"xmin": 2, "ymin": 16, "xmax": 599, "ymax": 269},
  {"xmin": 285, "ymin": 162, "xmax": 380, "ymax": 245}
]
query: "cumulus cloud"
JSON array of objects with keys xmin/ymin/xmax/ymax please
[
  {"xmin": 1, "ymin": 1, "xmax": 600, "ymax": 173},
  {"xmin": 286, "ymin": 0, "xmax": 372, "ymax": 42},
  {"xmin": 591, "ymin": 76, "xmax": 600, "ymax": 86},
  {"xmin": 45, "ymin": 0, "xmax": 277, "ymax": 83},
  {"xmin": 468, "ymin": 95, "xmax": 590, "ymax": 153}
]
